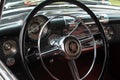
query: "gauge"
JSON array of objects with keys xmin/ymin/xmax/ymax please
[
  {"xmin": 28, "ymin": 15, "xmax": 48, "ymax": 40},
  {"xmin": 2, "ymin": 40, "xmax": 17, "ymax": 55}
]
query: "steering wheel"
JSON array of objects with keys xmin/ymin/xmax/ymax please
[{"xmin": 19, "ymin": 0, "xmax": 109, "ymax": 80}]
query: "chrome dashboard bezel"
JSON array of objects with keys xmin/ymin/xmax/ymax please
[{"xmin": 27, "ymin": 15, "xmax": 49, "ymax": 41}]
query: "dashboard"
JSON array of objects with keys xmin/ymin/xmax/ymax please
[{"xmin": 0, "ymin": 13, "xmax": 114, "ymax": 66}]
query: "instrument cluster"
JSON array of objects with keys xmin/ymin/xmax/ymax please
[
  {"xmin": 26, "ymin": 15, "xmax": 114, "ymax": 42},
  {"xmin": 27, "ymin": 15, "xmax": 49, "ymax": 41}
]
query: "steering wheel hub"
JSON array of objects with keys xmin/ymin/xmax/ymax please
[{"xmin": 59, "ymin": 36, "xmax": 81, "ymax": 60}]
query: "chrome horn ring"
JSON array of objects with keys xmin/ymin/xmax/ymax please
[{"xmin": 38, "ymin": 14, "xmax": 97, "ymax": 80}]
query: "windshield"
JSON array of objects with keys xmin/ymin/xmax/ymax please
[
  {"xmin": 23, "ymin": 0, "xmax": 110, "ymax": 5},
  {"xmin": 4, "ymin": 0, "xmax": 120, "ymax": 10}
]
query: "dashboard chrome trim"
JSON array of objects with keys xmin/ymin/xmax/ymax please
[{"xmin": 0, "ymin": 60, "xmax": 18, "ymax": 80}]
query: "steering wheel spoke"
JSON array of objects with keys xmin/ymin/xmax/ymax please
[
  {"xmin": 80, "ymin": 36, "xmax": 94, "ymax": 50},
  {"xmin": 68, "ymin": 60, "xmax": 81, "ymax": 80},
  {"xmin": 80, "ymin": 36, "xmax": 93, "ymax": 43},
  {"xmin": 39, "ymin": 47, "xmax": 60, "ymax": 58}
]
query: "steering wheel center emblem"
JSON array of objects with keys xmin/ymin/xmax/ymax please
[
  {"xmin": 61, "ymin": 36, "xmax": 82, "ymax": 60},
  {"xmin": 69, "ymin": 41, "xmax": 78, "ymax": 53}
]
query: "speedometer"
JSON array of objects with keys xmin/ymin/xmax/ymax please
[{"xmin": 27, "ymin": 15, "xmax": 48, "ymax": 40}]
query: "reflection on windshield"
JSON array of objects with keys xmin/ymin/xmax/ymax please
[
  {"xmin": 6, "ymin": 0, "xmax": 120, "ymax": 9},
  {"xmin": 23, "ymin": 0, "xmax": 109, "ymax": 6},
  {"xmin": 23, "ymin": 0, "xmax": 43, "ymax": 5}
]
